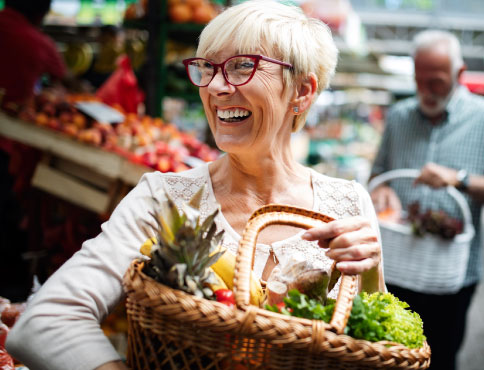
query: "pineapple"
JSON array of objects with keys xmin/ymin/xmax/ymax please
[{"xmin": 143, "ymin": 185, "xmax": 225, "ymax": 299}]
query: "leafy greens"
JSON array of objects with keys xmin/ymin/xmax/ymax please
[{"xmin": 267, "ymin": 290, "xmax": 426, "ymax": 349}]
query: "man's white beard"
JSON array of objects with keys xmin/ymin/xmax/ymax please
[{"xmin": 418, "ymin": 84, "xmax": 456, "ymax": 117}]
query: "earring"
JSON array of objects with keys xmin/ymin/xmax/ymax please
[{"xmin": 293, "ymin": 106, "xmax": 299, "ymax": 114}]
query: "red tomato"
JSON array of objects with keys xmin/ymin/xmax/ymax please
[
  {"xmin": 214, "ymin": 289, "xmax": 235, "ymax": 304},
  {"xmin": 218, "ymin": 301, "xmax": 235, "ymax": 309},
  {"xmin": 276, "ymin": 302, "xmax": 293, "ymax": 314}
]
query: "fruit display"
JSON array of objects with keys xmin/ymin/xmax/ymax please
[
  {"xmin": 168, "ymin": 0, "xmax": 220, "ymax": 24},
  {"xmin": 124, "ymin": 0, "xmax": 148, "ymax": 20},
  {"xmin": 13, "ymin": 89, "xmax": 219, "ymax": 173},
  {"xmin": 63, "ymin": 42, "xmax": 94, "ymax": 76},
  {"xmin": 124, "ymin": 0, "xmax": 221, "ymax": 24},
  {"xmin": 139, "ymin": 185, "xmax": 265, "ymax": 305}
]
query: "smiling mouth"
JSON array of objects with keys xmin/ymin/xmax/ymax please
[{"xmin": 217, "ymin": 108, "xmax": 252, "ymax": 123}]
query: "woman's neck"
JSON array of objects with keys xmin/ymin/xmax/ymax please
[{"xmin": 210, "ymin": 153, "xmax": 309, "ymax": 205}]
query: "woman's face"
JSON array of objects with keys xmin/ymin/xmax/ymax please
[{"xmin": 199, "ymin": 47, "xmax": 294, "ymax": 155}]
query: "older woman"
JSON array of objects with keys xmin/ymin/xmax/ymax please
[{"xmin": 6, "ymin": 1, "xmax": 385, "ymax": 369}]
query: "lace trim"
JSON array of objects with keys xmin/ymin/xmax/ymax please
[
  {"xmin": 162, "ymin": 174, "xmax": 214, "ymax": 218},
  {"xmin": 313, "ymin": 177, "xmax": 361, "ymax": 218}
]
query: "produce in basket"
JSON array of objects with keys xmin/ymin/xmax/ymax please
[
  {"xmin": 267, "ymin": 289, "xmax": 426, "ymax": 349},
  {"xmin": 139, "ymin": 185, "xmax": 264, "ymax": 305},
  {"xmin": 407, "ymin": 201, "xmax": 463, "ymax": 239},
  {"xmin": 266, "ymin": 255, "xmax": 341, "ymax": 306},
  {"xmin": 141, "ymin": 185, "xmax": 226, "ymax": 299}
]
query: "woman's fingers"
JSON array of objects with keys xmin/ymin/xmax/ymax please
[
  {"xmin": 335, "ymin": 258, "xmax": 376, "ymax": 275},
  {"xmin": 302, "ymin": 216, "xmax": 381, "ymax": 274},
  {"xmin": 302, "ymin": 216, "xmax": 369, "ymax": 241},
  {"xmin": 325, "ymin": 241, "xmax": 379, "ymax": 260}
]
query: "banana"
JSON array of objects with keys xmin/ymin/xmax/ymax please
[
  {"xmin": 64, "ymin": 42, "xmax": 93, "ymax": 76},
  {"xmin": 211, "ymin": 248, "xmax": 264, "ymax": 307},
  {"xmin": 207, "ymin": 268, "xmax": 228, "ymax": 292},
  {"xmin": 140, "ymin": 236, "xmax": 157, "ymax": 256}
]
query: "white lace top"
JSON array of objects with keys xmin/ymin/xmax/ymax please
[{"xmin": 6, "ymin": 163, "xmax": 381, "ymax": 370}]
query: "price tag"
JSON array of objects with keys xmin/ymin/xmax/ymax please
[{"xmin": 75, "ymin": 101, "xmax": 125, "ymax": 124}]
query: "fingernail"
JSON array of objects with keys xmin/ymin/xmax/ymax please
[{"xmin": 301, "ymin": 232, "xmax": 310, "ymax": 240}]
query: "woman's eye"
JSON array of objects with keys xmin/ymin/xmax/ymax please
[
  {"xmin": 202, "ymin": 62, "xmax": 214, "ymax": 70},
  {"xmin": 238, "ymin": 62, "xmax": 254, "ymax": 69}
]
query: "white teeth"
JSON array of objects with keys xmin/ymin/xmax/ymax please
[{"xmin": 217, "ymin": 109, "xmax": 250, "ymax": 119}]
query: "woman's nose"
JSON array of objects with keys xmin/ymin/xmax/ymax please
[{"xmin": 207, "ymin": 69, "xmax": 234, "ymax": 94}]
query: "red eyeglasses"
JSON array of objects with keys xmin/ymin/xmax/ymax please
[{"xmin": 182, "ymin": 54, "xmax": 293, "ymax": 87}]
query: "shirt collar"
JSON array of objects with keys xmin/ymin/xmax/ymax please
[{"xmin": 446, "ymin": 84, "xmax": 468, "ymax": 114}]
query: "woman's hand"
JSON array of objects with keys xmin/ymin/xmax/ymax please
[{"xmin": 302, "ymin": 216, "xmax": 384, "ymax": 292}]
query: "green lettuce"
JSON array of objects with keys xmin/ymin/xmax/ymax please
[{"xmin": 267, "ymin": 290, "xmax": 426, "ymax": 349}]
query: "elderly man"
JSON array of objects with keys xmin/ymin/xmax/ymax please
[{"xmin": 370, "ymin": 29, "xmax": 484, "ymax": 370}]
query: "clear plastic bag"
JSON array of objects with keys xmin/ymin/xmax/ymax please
[{"xmin": 266, "ymin": 254, "xmax": 340, "ymax": 305}]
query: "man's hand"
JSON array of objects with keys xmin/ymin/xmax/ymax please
[
  {"xmin": 414, "ymin": 162, "xmax": 458, "ymax": 188},
  {"xmin": 370, "ymin": 184, "xmax": 402, "ymax": 222}
]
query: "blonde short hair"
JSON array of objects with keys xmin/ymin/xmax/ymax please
[{"xmin": 197, "ymin": 0, "xmax": 338, "ymax": 132}]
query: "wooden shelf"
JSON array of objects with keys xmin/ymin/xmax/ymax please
[
  {"xmin": 0, "ymin": 113, "xmax": 154, "ymax": 214},
  {"xmin": 0, "ymin": 113, "xmax": 152, "ymax": 186}
]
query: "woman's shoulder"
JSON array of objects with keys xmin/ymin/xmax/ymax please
[
  {"xmin": 310, "ymin": 168, "xmax": 358, "ymax": 188},
  {"xmin": 140, "ymin": 163, "xmax": 210, "ymax": 195},
  {"xmin": 137, "ymin": 163, "xmax": 216, "ymax": 215},
  {"xmin": 310, "ymin": 169, "xmax": 368, "ymax": 218}
]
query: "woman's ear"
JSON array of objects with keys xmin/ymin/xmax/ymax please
[{"xmin": 291, "ymin": 72, "xmax": 318, "ymax": 114}]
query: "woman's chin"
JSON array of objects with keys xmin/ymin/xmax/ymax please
[{"xmin": 214, "ymin": 136, "xmax": 252, "ymax": 155}]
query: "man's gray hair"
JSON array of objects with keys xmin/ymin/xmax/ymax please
[{"xmin": 412, "ymin": 30, "xmax": 464, "ymax": 76}]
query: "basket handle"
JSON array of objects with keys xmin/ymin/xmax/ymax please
[
  {"xmin": 367, "ymin": 169, "xmax": 474, "ymax": 237},
  {"xmin": 234, "ymin": 204, "xmax": 358, "ymax": 334}
]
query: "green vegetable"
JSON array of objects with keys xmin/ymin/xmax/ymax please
[
  {"xmin": 266, "ymin": 290, "xmax": 426, "ymax": 349},
  {"xmin": 266, "ymin": 289, "xmax": 335, "ymax": 322}
]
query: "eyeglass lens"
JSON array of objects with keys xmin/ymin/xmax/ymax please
[{"xmin": 187, "ymin": 56, "xmax": 257, "ymax": 86}]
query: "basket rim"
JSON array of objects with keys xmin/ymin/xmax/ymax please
[{"xmin": 368, "ymin": 168, "xmax": 475, "ymax": 239}]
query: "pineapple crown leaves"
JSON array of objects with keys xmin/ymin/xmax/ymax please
[{"xmin": 142, "ymin": 185, "xmax": 226, "ymax": 298}]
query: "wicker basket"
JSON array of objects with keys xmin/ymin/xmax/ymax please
[
  {"xmin": 123, "ymin": 204, "xmax": 431, "ymax": 369},
  {"xmin": 368, "ymin": 169, "xmax": 475, "ymax": 294}
]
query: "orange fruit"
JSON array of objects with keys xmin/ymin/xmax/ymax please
[
  {"xmin": 192, "ymin": 3, "xmax": 215, "ymax": 24},
  {"xmin": 169, "ymin": 3, "xmax": 192, "ymax": 23},
  {"xmin": 186, "ymin": 0, "xmax": 203, "ymax": 7}
]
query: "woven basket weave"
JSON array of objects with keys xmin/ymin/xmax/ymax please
[
  {"xmin": 368, "ymin": 169, "xmax": 475, "ymax": 294},
  {"xmin": 123, "ymin": 204, "xmax": 431, "ymax": 369}
]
